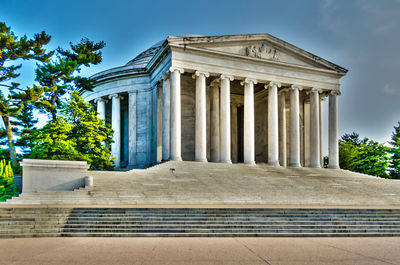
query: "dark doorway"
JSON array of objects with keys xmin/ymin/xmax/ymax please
[{"xmin": 237, "ymin": 105, "xmax": 244, "ymax": 163}]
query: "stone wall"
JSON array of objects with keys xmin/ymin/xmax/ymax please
[
  {"xmin": 255, "ymin": 92, "xmax": 268, "ymax": 163},
  {"xmin": 20, "ymin": 159, "xmax": 89, "ymax": 193},
  {"xmin": 181, "ymin": 75, "xmax": 196, "ymax": 161}
]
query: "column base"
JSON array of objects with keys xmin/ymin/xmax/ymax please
[
  {"xmin": 244, "ymin": 161, "xmax": 256, "ymax": 166},
  {"xmin": 310, "ymin": 164, "xmax": 321, "ymax": 168},
  {"xmin": 220, "ymin": 160, "xmax": 232, "ymax": 164},
  {"xmin": 268, "ymin": 161, "xmax": 280, "ymax": 167},
  {"xmin": 288, "ymin": 163, "xmax": 302, "ymax": 168},
  {"xmin": 170, "ymin": 157, "xmax": 182, "ymax": 161},
  {"xmin": 328, "ymin": 165, "xmax": 340, "ymax": 169},
  {"xmin": 195, "ymin": 158, "xmax": 208, "ymax": 163}
]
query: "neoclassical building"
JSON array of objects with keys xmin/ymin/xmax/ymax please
[{"xmin": 82, "ymin": 34, "xmax": 347, "ymax": 169}]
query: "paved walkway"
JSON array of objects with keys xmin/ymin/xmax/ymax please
[{"xmin": 1, "ymin": 237, "xmax": 399, "ymax": 264}]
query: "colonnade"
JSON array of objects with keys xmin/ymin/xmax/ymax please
[{"xmin": 95, "ymin": 67, "xmax": 341, "ymax": 169}]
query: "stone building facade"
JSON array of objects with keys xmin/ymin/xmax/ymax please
[{"xmin": 82, "ymin": 34, "xmax": 347, "ymax": 169}]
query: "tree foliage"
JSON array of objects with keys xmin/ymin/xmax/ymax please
[
  {"xmin": 339, "ymin": 132, "xmax": 390, "ymax": 178},
  {"xmin": 0, "ymin": 21, "xmax": 52, "ymax": 166},
  {"xmin": 0, "ymin": 159, "xmax": 17, "ymax": 201},
  {"xmin": 388, "ymin": 121, "xmax": 400, "ymax": 179},
  {"xmin": 13, "ymin": 103, "xmax": 37, "ymax": 156},
  {"xmin": 35, "ymin": 38, "xmax": 105, "ymax": 120},
  {"xmin": 28, "ymin": 92, "xmax": 113, "ymax": 170}
]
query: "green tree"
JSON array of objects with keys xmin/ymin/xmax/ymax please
[
  {"xmin": 339, "ymin": 132, "xmax": 390, "ymax": 178},
  {"xmin": 352, "ymin": 140, "xmax": 390, "ymax": 178},
  {"xmin": 388, "ymin": 121, "xmax": 400, "ymax": 179},
  {"xmin": 0, "ymin": 160, "xmax": 17, "ymax": 201},
  {"xmin": 63, "ymin": 91, "xmax": 113, "ymax": 170},
  {"xmin": 13, "ymin": 103, "xmax": 38, "ymax": 156},
  {"xmin": 35, "ymin": 38, "xmax": 105, "ymax": 120},
  {"xmin": 0, "ymin": 22, "xmax": 52, "ymax": 166},
  {"xmin": 29, "ymin": 92, "xmax": 114, "ymax": 170},
  {"xmin": 29, "ymin": 117, "xmax": 85, "ymax": 161}
]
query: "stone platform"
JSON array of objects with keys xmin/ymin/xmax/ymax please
[{"xmin": 3, "ymin": 161, "xmax": 400, "ymax": 207}]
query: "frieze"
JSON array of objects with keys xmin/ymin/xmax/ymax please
[{"xmin": 245, "ymin": 44, "xmax": 281, "ymax": 61}]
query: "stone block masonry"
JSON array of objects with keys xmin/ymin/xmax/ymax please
[{"xmin": 20, "ymin": 159, "xmax": 90, "ymax": 193}]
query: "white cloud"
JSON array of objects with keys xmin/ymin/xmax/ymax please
[{"xmin": 383, "ymin": 84, "xmax": 398, "ymax": 95}]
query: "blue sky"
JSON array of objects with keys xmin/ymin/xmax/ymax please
[{"xmin": 1, "ymin": 0, "xmax": 400, "ymax": 147}]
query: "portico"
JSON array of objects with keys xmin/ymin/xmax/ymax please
[{"xmin": 83, "ymin": 34, "xmax": 347, "ymax": 169}]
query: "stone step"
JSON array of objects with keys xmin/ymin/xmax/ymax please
[
  {"xmin": 63, "ymin": 217, "xmax": 400, "ymax": 222},
  {"xmin": 0, "ymin": 233, "xmax": 61, "ymax": 238},
  {"xmin": 60, "ymin": 226, "xmax": 400, "ymax": 233},
  {"xmin": 2, "ymin": 208, "xmax": 400, "ymax": 238},
  {"xmin": 61, "ymin": 224, "xmax": 400, "ymax": 229},
  {"xmin": 63, "ymin": 220, "xmax": 400, "ymax": 225},
  {"xmin": 60, "ymin": 232, "xmax": 400, "ymax": 237},
  {"xmin": 59, "ymin": 213, "xmax": 400, "ymax": 217}
]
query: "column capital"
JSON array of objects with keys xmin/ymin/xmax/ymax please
[
  {"xmin": 265, "ymin": 82, "xmax": 281, "ymax": 89},
  {"xmin": 220, "ymin": 74, "xmax": 234, "ymax": 81},
  {"xmin": 128, "ymin": 90, "xmax": 137, "ymax": 95},
  {"xmin": 162, "ymin": 72, "xmax": 170, "ymax": 80},
  {"xmin": 109, "ymin": 93, "xmax": 123, "ymax": 100},
  {"xmin": 192, "ymin": 70, "xmax": 210, "ymax": 79},
  {"xmin": 306, "ymin": 88, "xmax": 323, "ymax": 95},
  {"xmin": 278, "ymin": 88, "xmax": 289, "ymax": 94},
  {"xmin": 209, "ymin": 79, "xmax": 220, "ymax": 88},
  {"xmin": 330, "ymin": 90, "xmax": 341, "ymax": 96},
  {"xmin": 94, "ymin": 97, "xmax": 108, "ymax": 103},
  {"xmin": 240, "ymin": 78, "xmax": 258, "ymax": 86},
  {"xmin": 289, "ymin": 84, "xmax": 303, "ymax": 91},
  {"xmin": 169, "ymin": 66, "xmax": 184, "ymax": 74}
]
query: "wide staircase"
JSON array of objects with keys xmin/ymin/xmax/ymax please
[{"xmin": 1, "ymin": 208, "xmax": 400, "ymax": 237}]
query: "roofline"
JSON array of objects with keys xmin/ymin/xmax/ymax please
[
  {"xmin": 167, "ymin": 33, "xmax": 348, "ymax": 74},
  {"xmin": 91, "ymin": 33, "xmax": 348, "ymax": 84},
  {"xmin": 91, "ymin": 39, "xmax": 169, "ymax": 84}
]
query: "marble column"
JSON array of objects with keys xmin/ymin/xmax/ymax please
[
  {"xmin": 329, "ymin": 90, "xmax": 340, "ymax": 169},
  {"xmin": 193, "ymin": 70, "xmax": 209, "ymax": 162},
  {"xmin": 161, "ymin": 74, "xmax": 171, "ymax": 161},
  {"xmin": 231, "ymin": 103, "xmax": 238, "ymax": 163},
  {"xmin": 95, "ymin": 97, "xmax": 107, "ymax": 121},
  {"xmin": 110, "ymin": 93, "xmax": 122, "ymax": 168},
  {"xmin": 266, "ymin": 82, "xmax": 281, "ymax": 166},
  {"xmin": 319, "ymin": 96, "xmax": 324, "ymax": 167},
  {"xmin": 310, "ymin": 88, "xmax": 321, "ymax": 168},
  {"xmin": 128, "ymin": 91, "xmax": 137, "ymax": 168},
  {"xmin": 220, "ymin": 74, "xmax": 233, "ymax": 164},
  {"xmin": 210, "ymin": 81, "xmax": 220, "ymax": 162},
  {"xmin": 169, "ymin": 67, "xmax": 184, "ymax": 161},
  {"xmin": 156, "ymin": 82, "xmax": 163, "ymax": 163},
  {"xmin": 278, "ymin": 90, "xmax": 287, "ymax": 167},
  {"xmin": 241, "ymin": 78, "xmax": 257, "ymax": 165},
  {"xmin": 289, "ymin": 85, "xmax": 302, "ymax": 167}
]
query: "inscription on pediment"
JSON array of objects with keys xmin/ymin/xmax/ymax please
[{"xmin": 245, "ymin": 44, "xmax": 280, "ymax": 61}]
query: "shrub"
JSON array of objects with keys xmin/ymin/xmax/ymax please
[{"xmin": 0, "ymin": 160, "xmax": 18, "ymax": 201}]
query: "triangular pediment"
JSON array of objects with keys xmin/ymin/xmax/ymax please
[{"xmin": 167, "ymin": 34, "xmax": 347, "ymax": 74}]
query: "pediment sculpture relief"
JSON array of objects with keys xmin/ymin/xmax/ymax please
[{"xmin": 245, "ymin": 44, "xmax": 281, "ymax": 61}]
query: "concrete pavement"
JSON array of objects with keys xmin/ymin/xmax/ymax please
[{"xmin": 0, "ymin": 237, "xmax": 399, "ymax": 264}]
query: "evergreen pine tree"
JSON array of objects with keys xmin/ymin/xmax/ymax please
[
  {"xmin": 0, "ymin": 21, "xmax": 52, "ymax": 166},
  {"xmin": 389, "ymin": 121, "xmax": 400, "ymax": 179},
  {"xmin": 13, "ymin": 103, "xmax": 38, "ymax": 156},
  {"xmin": 35, "ymin": 38, "xmax": 105, "ymax": 120}
]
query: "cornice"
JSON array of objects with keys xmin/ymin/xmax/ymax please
[
  {"xmin": 167, "ymin": 33, "xmax": 348, "ymax": 74},
  {"xmin": 169, "ymin": 44, "xmax": 345, "ymax": 78}
]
